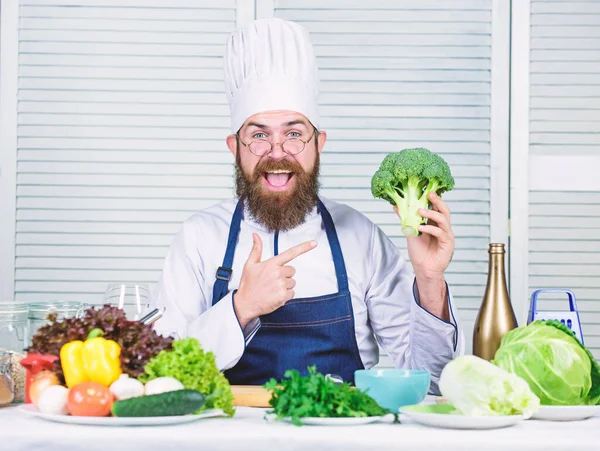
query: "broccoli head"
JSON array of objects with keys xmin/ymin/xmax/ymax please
[{"xmin": 370, "ymin": 147, "xmax": 455, "ymax": 237}]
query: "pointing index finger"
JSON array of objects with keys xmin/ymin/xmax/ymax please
[{"xmin": 272, "ymin": 240, "xmax": 317, "ymax": 266}]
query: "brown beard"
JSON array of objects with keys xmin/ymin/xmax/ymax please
[{"xmin": 234, "ymin": 150, "xmax": 320, "ymax": 233}]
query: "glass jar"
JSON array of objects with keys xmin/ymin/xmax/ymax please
[
  {"xmin": 0, "ymin": 304, "xmax": 30, "ymax": 404},
  {"xmin": 1, "ymin": 351, "xmax": 15, "ymax": 406},
  {"xmin": 27, "ymin": 302, "xmax": 87, "ymax": 346},
  {"xmin": 0, "ymin": 304, "xmax": 29, "ymax": 353}
]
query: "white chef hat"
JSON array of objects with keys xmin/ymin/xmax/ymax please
[{"xmin": 223, "ymin": 18, "xmax": 321, "ymax": 134}]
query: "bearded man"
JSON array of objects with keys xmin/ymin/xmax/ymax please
[{"xmin": 152, "ymin": 18, "xmax": 464, "ymax": 393}]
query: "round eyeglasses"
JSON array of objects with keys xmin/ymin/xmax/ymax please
[{"xmin": 237, "ymin": 130, "xmax": 316, "ymax": 157}]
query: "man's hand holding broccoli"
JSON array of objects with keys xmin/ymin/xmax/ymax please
[{"xmin": 371, "ymin": 147, "xmax": 456, "ymax": 321}]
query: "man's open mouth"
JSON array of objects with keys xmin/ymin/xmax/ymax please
[{"xmin": 262, "ymin": 170, "xmax": 295, "ymax": 190}]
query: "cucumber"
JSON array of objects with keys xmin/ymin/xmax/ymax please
[{"xmin": 111, "ymin": 389, "xmax": 206, "ymax": 417}]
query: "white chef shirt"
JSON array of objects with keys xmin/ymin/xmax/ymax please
[{"xmin": 151, "ymin": 196, "xmax": 464, "ymax": 393}]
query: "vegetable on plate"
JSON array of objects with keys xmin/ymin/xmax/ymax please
[
  {"xmin": 371, "ymin": 147, "xmax": 455, "ymax": 237},
  {"xmin": 29, "ymin": 370, "xmax": 60, "ymax": 407},
  {"xmin": 37, "ymin": 385, "xmax": 69, "ymax": 415},
  {"xmin": 67, "ymin": 381, "xmax": 114, "ymax": 417},
  {"xmin": 438, "ymin": 355, "xmax": 540, "ymax": 418},
  {"xmin": 109, "ymin": 374, "xmax": 145, "ymax": 400},
  {"xmin": 143, "ymin": 376, "xmax": 184, "ymax": 395},
  {"xmin": 138, "ymin": 338, "xmax": 235, "ymax": 417},
  {"xmin": 27, "ymin": 305, "xmax": 174, "ymax": 385},
  {"xmin": 111, "ymin": 389, "xmax": 207, "ymax": 417},
  {"xmin": 264, "ymin": 365, "xmax": 394, "ymax": 426},
  {"xmin": 23, "ymin": 306, "xmax": 237, "ymax": 421},
  {"xmin": 492, "ymin": 320, "xmax": 600, "ymax": 406},
  {"xmin": 60, "ymin": 328, "xmax": 122, "ymax": 388}
]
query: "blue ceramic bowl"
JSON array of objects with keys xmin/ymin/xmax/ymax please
[{"xmin": 354, "ymin": 369, "xmax": 430, "ymax": 412}]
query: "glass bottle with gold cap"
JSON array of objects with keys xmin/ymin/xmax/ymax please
[{"xmin": 473, "ymin": 243, "xmax": 518, "ymax": 360}]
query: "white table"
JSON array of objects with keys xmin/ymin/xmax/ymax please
[{"xmin": 1, "ymin": 404, "xmax": 597, "ymax": 451}]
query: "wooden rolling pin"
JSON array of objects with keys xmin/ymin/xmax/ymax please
[{"xmin": 231, "ymin": 385, "xmax": 272, "ymax": 408}]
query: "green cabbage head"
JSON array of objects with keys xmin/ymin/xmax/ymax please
[
  {"xmin": 439, "ymin": 355, "xmax": 540, "ymax": 418},
  {"xmin": 492, "ymin": 320, "xmax": 600, "ymax": 406}
]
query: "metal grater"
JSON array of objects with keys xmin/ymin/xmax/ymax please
[{"xmin": 527, "ymin": 289, "xmax": 585, "ymax": 345}]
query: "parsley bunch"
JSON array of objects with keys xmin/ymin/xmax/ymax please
[{"xmin": 264, "ymin": 366, "xmax": 395, "ymax": 426}]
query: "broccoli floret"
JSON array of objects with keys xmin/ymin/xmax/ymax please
[{"xmin": 370, "ymin": 148, "xmax": 455, "ymax": 237}]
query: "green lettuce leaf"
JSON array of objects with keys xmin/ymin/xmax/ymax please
[{"xmin": 138, "ymin": 337, "xmax": 235, "ymax": 416}]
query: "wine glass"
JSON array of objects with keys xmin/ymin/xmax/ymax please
[{"xmin": 103, "ymin": 284, "xmax": 150, "ymax": 321}]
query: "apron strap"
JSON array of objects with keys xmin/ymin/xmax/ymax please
[
  {"xmin": 317, "ymin": 198, "xmax": 349, "ymax": 293},
  {"xmin": 211, "ymin": 200, "xmax": 243, "ymax": 305}
]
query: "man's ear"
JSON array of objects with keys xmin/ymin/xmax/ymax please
[
  {"xmin": 316, "ymin": 130, "xmax": 327, "ymax": 155},
  {"xmin": 226, "ymin": 134, "xmax": 237, "ymax": 157}
]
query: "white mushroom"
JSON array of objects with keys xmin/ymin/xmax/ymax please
[
  {"xmin": 109, "ymin": 374, "xmax": 145, "ymax": 400},
  {"xmin": 144, "ymin": 377, "xmax": 184, "ymax": 395}
]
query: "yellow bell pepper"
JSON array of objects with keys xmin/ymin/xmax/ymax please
[{"xmin": 60, "ymin": 328, "xmax": 122, "ymax": 388}]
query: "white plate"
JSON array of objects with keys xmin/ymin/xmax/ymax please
[
  {"xmin": 531, "ymin": 405, "xmax": 600, "ymax": 422},
  {"xmin": 399, "ymin": 404, "xmax": 524, "ymax": 430},
  {"xmin": 268, "ymin": 414, "xmax": 389, "ymax": 426},
  {"xmin": 19, "ymin": 404, "xmax": 226, "ymax": 426}
]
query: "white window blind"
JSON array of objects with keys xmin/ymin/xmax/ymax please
[
  {"xmin": 528, "ymin": 0, "xmax": 600, "ymax": 359},
  {"xmin": 15, "ymin": 0, "xmax": 239, "ymax": 302}
]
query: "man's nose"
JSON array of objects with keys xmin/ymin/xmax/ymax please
[{"xmin": 268, "ymin": 141, "xmax": 287, "ymax": 160}]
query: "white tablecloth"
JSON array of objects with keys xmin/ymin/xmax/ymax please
[{"xmin": 1, "ymin": 404, "xmax": 597, "ymax": 451}]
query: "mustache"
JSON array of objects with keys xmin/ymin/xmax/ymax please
[{"xmin": 252, "ymin": 158, "xmax": 305, "ymax": 177}]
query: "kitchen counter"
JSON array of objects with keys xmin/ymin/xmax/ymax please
[{"xmin": 0, "ymin": 404, "xmax": 598, "ymax": 451}]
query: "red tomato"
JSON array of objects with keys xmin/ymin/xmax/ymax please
[{"xmin": 67, "ymin": 382, "xmax": 114, "ymax": 416}]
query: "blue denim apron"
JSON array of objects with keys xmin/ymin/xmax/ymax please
[{"xmin": 211, "ymin": 198, "xmax": 364, "ymax": 385}]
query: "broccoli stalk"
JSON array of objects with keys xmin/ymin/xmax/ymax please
[
  {"xmin": 395, "ymin": 176, "xmax": 431, "ymax": 237},
  {"xmin": 371, "ymin": 148, "xmax": 455, "ymax": 237}
]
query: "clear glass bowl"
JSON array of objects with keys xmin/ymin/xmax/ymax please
[{"xmin": 103, "ymin": 284, "xmax": 151, "ymax": 321}]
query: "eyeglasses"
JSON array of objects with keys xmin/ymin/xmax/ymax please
[{"xmin": 237, "ymin": 130, "xmax": 316, "ymax": 157}]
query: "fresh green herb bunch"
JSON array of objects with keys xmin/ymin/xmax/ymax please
[{"xmin": 264, "ymin": 366, "xmax": 395, "ymax": 426}]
